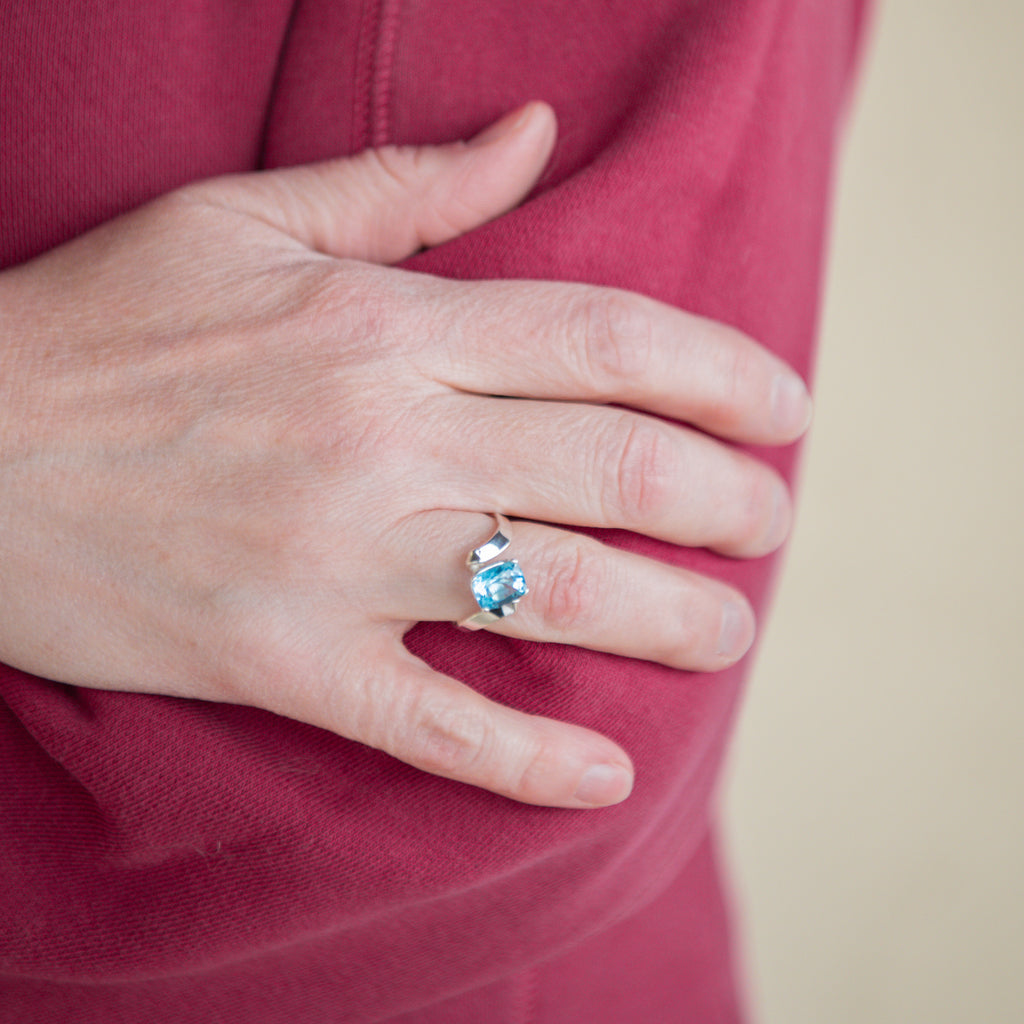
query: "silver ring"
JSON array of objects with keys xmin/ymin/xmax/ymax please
[{"xmin": 458, "ymin": 514, "xmax": 529, "ymax": 630}]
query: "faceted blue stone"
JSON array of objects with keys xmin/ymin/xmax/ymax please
[{"xmin": 470, "ymin": 560, "xmax": 528, "ymax": 612}]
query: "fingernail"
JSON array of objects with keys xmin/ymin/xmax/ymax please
[
  {"xmin": 771, "ymin": 373, "xmax": 813, "ymax": 437},
  {"xmin": 574, "ymin": 763, "xmax": 634, "ymax": 806},
  {"xmin": 717, "ymin": 600, "xmax": 753, "ymax": 659},
  {"xmin": 468, "ymin": 103, "xmax": 536, "ymax": 148}
]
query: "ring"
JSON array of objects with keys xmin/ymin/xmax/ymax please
[{"xmin": 458, "ymin": 514, "xmax": 529, "ymax": 630}]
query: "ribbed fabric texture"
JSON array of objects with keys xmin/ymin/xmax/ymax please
[{"xmin": 0, "ymin": 2, "xmax": 870, "ymax": 1021}]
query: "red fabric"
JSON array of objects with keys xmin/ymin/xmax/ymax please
[{"xmin": 0, "ymin": 1, "xmax": 870, "ymax": 1021}]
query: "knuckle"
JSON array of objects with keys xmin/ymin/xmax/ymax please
[
  {"xmin": 361, "ymin": 144, "xmax": 430, "ymax": 196},
  {"xmin": 268, "ymin": 273, "xmax": 423, "ymax": 465},
  {"xmin": 537, "ymin": 537, "xmax": 604, "ymax": 632},
  {"xmin": 737, "ymin": 470, "xmax": 782, "ymax": 550},
  {"xmin": 512, "ymin": 736, "xmax": 571, "ymax": 804},
  {"xmin": 603, "ymin": 413, "xmax": 674, "ymax": 525},
  {"xmin": 574, "ymin": 289, "xmax": 654, "ymax": 393},
  {"xmin": 300, "ymin": 262, "xmax": 392, "ymax": 354},
  {"xmin": 205, "ymin": 613, "xmax": 311, "ymax": 710},
  {"xmin": 671, "ymin": 591, "xmax": 720, "ymax": 663},
  {"xmin": 406, "ymin": 699, "xmax": 494, "ymax": 779},
  {"xmin": 424, "ymin": 156, "xmax": 492, "ymax": 239},
  {"xmin": 705, "ymin": 334, "xmax": 758, "ymax": 431},
  {"xmin": 299, "ymin": 390, "xmax": 389, "ymax": 470}
]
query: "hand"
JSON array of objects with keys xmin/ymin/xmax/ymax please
[{"xmin": 0, "ymin": 103, "xmax": 810, "ymax": 808}]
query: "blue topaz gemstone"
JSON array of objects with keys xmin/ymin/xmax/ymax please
[{"xmin": 470, "ymin": 560, "xmax": 528, "ymax": 612}]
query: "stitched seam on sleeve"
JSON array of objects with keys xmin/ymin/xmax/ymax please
[{"xmin": 369, "ymin": 0, "xmax": 402, "ymax": 147}]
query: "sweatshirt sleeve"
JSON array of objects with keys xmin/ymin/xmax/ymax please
[{"xmin": 0, "ymin": 2, "xmax": 871, "ymax": 1021}]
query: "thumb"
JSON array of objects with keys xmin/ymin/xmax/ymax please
[{"xmin": 200, "ymin": 101, "xmax": 557, "ymax": 263}]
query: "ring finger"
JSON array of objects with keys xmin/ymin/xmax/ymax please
[{"xmin": 381, "ymin": 511, "xmax": 755, "ymax": 671}]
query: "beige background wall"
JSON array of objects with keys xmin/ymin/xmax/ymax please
[{"xmin": 723, "ymin": 2, "xmax": 1024, "ymax": 1022}]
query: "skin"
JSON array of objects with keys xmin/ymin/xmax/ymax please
[{"xmin": 0, "ymin": 103, "xmax": 811, "ymax": 809}]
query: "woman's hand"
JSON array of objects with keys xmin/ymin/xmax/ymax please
[{"xmin": 0, "ymin": 103, "xmax": 810, "ymax": 808}]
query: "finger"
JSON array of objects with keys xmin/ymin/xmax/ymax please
[
  {"xmin": 188, "ymin": 102, "xmax": 558, "ymax": 264},
  {"xmin": 414, "ymin": 277, "xmax": 813, "ymax": 445},
  {"xmin": 381, "ymin": 513, "xmax": 756, "ymax": 672},
  {"xmin": 321, "ymin": 632, "xmax": 635, "ymax": 809},
  {"xmin": 421, "ymin": 394, "xmax": 792, "ymax": 559}
]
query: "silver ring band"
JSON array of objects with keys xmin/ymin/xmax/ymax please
[{"xmin": 458, "ymin": 514, "xmax": 529, "ymax": 630}]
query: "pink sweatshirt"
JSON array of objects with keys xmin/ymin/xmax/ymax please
[{"xmin": 0, "ymin": 2, "xmax": 870, "ymax": 1020}]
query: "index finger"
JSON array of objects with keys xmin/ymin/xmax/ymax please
[{"xmin": 413, "ymin": 277, "xmax": 813, "ymax": 446}]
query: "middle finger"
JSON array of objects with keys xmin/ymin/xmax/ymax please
[{"xmin": 425, "ymin": 393, "xmax": 791, "ymax": 559}]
